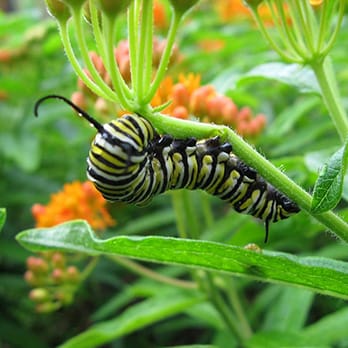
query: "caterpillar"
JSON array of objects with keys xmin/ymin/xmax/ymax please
[{"xmin": 34, "ymin": 95, "xmax": 300, "ymax": 242}]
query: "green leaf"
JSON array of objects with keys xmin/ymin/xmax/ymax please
[
  {"xmin": 301, "ymin": 307, "xmax": 348, "ymax": 345},
  {"xmin": 311, "ymin": 141, "xmax": 348, "ymax": 213},
  {"xmin": 0, "ymin": 208, "xmax": 6, "ymax": 233},
  {"xmin": 245, "ymin": 330, "xmax": 328, "ymax": 348},
  {"xmin": 16, "ymin": 220, "xmax": 348, "ymax": 299},
  {"xmin": 59, "ymin": 290, "xmax": 204, "ymax": 348},
  {"xmin": 238, "ymin": 63, "xmax": 320, "ymax": 94},
  {"xmin": 262, "ymin": 288, "xmax": 314, "ymax": 331},
  {"xmin": 266, "ymin": 97, "xmax": 319, "ymax": 137}
]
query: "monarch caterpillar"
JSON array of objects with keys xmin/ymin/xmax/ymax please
[{"xmin": 35, "ymin": 95, "xmax": 300, "ymax": 242}]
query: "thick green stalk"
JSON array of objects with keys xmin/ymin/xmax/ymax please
[
  {"xmin": 311, "ymin": 57, "xmax": 348, "ymax": 143},
  {"xmin": 139, "ymin": 107, "xmax": 348, "ymax": 243}
]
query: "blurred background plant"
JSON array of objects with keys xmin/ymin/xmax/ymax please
[{"xmin": 1, "ymin": 0, "xmax": 348, "ymax": 347}]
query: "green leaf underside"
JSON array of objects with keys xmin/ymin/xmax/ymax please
[
  {"xmin": 16, "ymin": 220, "xmax": 348, "ymax": 299},
  {"xmin": 240, "ymin": 63, "xmax": 320, "ymax": 94},
  {"xmin": 311, "ymin": 141, "xmax": 348, "ymax": 213}
]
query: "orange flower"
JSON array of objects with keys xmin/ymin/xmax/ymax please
[
  {"xmin": 309, "ymin": 0, "xmax": 323, "ymax": 8},
  {"xmin": 215, "ymin": 0, "xmax": 286, "ymax": 26},
  {"xmin": 151, "ymin": 73, "xmax": 201, "ymax": 118},
  {"xmin": 151, "ymin": 73, "xmax": 266, "ymax": 137},
  {"xmin": 154, "ymin": 0, "xmax": 168, "ymax": 30},
  {"xmin": 32, "ymin": 181, "xmax": 116, "ymax": 231},
  {"xmin": 215, "ymin": 0, "xmax": 250, "ymax": 22}
]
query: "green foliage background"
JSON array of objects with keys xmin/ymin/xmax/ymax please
[{"xmin": 1, "ymin": 1, "xmax": 348, "ymax": 347}]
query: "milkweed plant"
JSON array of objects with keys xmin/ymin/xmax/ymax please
[{"xmin": 13, "ymin": 0, "xmax": 348, "ymax": 347}]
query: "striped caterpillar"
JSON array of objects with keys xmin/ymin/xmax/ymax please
[{"xmin": 35, "ymin": 95, "xmax": 300, "ymax": 241}]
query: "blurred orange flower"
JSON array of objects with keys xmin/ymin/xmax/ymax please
[
  {"xmin": 151, "ymin": 73, "xmax": 201, "ymax": 118},
  {"xmin": 32, "ymin": 181, "xmax": 116, "ymax": 231},
  {"xmin": 154, "ymin": 0, "xmax": 168, "ymax": 30},
  {"xmin": 151, "ymin": 73, "xmax": 266, "ymax": 137},
  {"xmin": 215, "ymin": 0, "xmax": 284, "ymax": 25}
]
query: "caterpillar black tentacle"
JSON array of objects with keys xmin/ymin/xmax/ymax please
[{"xmin": 35, "ymin": 95, "xmax": 300, "ymax": 242}]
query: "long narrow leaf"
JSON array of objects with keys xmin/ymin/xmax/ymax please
[
  {"xmin": 16, "ymin": 220, "xmax": 348, "ymax": 299},
  {"xmin": 0, "ymin": 208, "xmax": 6, "ymax": 233},
  {"xmin": 59, "ymin": 290, "xmax": 204, "ymax": 348}
]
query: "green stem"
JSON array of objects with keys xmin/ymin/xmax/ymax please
[
  {"xmin": 142, "ymin": 0, "xmax": 154, "ymax": 98},
  {"xmin": 322, "ymin": 0, "xmax": 345, "ymax": 56},
  {"xmin": 224, "ymin": 277, "xmax": 253, "ymax": 338},
  {"xmin": 80, "ymin": 256, "xmax": 99, "ymax": 282},
  {"xmin": 59, "ymin": 22, "xmax": 113, "ymax": 101},
  {"xmin": 128, "ymin": 0, "xmax": 138, "ymax": 93},
  {"xmin": 316, "ymin": 0, "xmax": 330, "ymax": 53},
  {"xmin": 104, "ymin": 16, "xmax": 133, "ymax": 109},
  {"xmin": 294, "ymin": 0, "xmax": 315, "ymax": 55},
  {"xmin": 138, "ymin": 107, "xmax": 348, "ymax": 243},
  {"xmin": 182, "ymin": 190, "xmax": 200, "ymax": 239},
  {"xmin": 144, "ymin": 10, "xmax": 182, "ymax": 103},
  {"xmin": 204, "ymin": 273, "xmax": 247, "ymax": 343},
  {"xmin": 135, "ymin": 0, "xmax": 148, "ymax": 100},
  {"xmin": 71, "ymin": 8, "xmax": 120, "ymax": 102},
  {"xmin": 311, "ymin": 57, "xmax": 348, "ymax": 143},
  {"xmin": 90, "ymin": 0, "xmax": 108, "ymax": 68},
  {"xmin": 108, "ymin": 255, "xmax": 197, "ymax": 289},
  {"xmin": 201, "ymin": 192, "xmax": 214, "ymax": 228},
  {"xmin": 171, "ymin": 191, "xmax": 188, "ymax": 238},
  {"xmin": 249, "ymin": 6, "xmax": 301, "ymax": 63}
]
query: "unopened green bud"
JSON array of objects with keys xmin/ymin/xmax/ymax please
[
  {"xmin": 168, "ymin": 0, "xmax": 200, "ymax": 16},
  {"xmin": 36, "ymin": 302, "xmax": 61, "ymax": 313},
  {"xmin": 45, "ymin": 0, "xmax": 71, "ymax": 23},
  {"xmin": 93, "ymin": 0, "xmax": 132, "ymax": 19},
  {"xmin": 61, "ymin": 0, "xmax": 87, "ymax": 12},
  {"xmin": 242, "ymin": 0, "xmax": 264, "ymax": 9},
  {"xmin": 29, "ymin": 288, "xmax": 50, "ymax": 303}
]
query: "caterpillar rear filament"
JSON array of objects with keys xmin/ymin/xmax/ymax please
[{"xmin": 34, "ymin": 95, "xmax": 300, "ymax": 242}]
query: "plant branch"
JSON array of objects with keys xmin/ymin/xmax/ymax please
[
  {"xmin": 71, "ymin": 7, "xmax": 120, "ymax": 102},
  {"xmin": 144, "ymin": 10, "xmax": 182, "ymax": 103},
  {"xmin": 108, "ymin": 254, "xmax": 197, "ymax": 289},
  {"xmin": 310, "ymin": 57, "xmax": 348, "ymax": 143},
  {"xmin": 138, "ymin": 107, "xmax": 348, "ymax": 243}
]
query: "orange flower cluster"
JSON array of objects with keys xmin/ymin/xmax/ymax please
[
  {"xmin": 152, "ymin": 74, "xmax": 266, "ymax": 137},
  {"xmin": 32, "ymin": 181, "xmax": 116, "ymax": 231},
  {"xmin": 25, "ymin": 252, "xmax": 80, "ymax": 313},
  {"xmin": 215, "ymin": 0, "xmax": 286, "ymax": 26}
]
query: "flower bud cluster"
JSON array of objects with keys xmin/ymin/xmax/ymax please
[
  {"xmin": 72, "ymin": 38, "xmax": 179, "ymax": 113},
  {"xmin": 152, "ymin": 74, "xmax": 266, "ymax": 138},
  {"xmin": 24, "ymin": 252, "xmax": 80, "ymax": 313}
]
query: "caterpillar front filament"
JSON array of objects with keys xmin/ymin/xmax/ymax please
[{"xmin": 35, "ymin": 95, "xmax": 300, "ymax": 242}]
